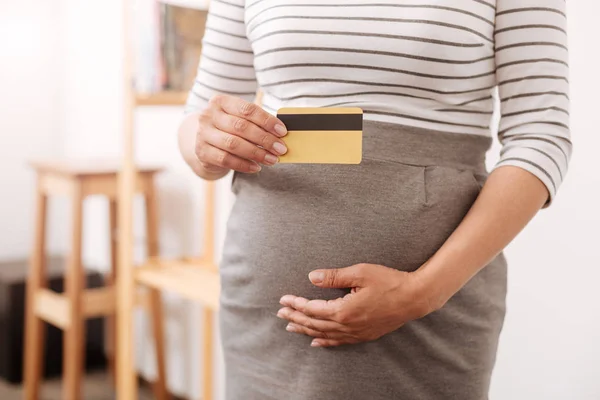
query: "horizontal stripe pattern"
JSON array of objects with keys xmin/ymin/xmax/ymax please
[
  {"xmin": 494, "ymin": 0, "xmax": 570, "ymax": 206},
  {"xmin": 185, "ymin": 0, "xmax": 258, "ymax": 114},
  {"xmin": 185, "ymin": 0, "xmax": 571, "ymax": 206}
]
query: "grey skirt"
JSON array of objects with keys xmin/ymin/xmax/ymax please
[{"xmin": 219, "ymin": 120, "xmax": 507, "ymax": 400}]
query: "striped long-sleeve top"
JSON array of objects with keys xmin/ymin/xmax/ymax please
[{"xmin": 185, "ymin": 0, "xmax": 572, "ymax": 205}]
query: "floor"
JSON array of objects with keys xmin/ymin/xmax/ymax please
[{"xmin": 0, "ymin": 371, "xmax": 154, "ymax": 400}]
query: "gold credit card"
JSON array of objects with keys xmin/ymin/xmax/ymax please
[{"xmin": 276, "ymin": 107, "xmax": 363, "ymax": 164}]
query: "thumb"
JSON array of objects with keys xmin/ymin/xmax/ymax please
[{"xmin": 309, "ymin": 264, "xmax": 366, "ymax": 288}]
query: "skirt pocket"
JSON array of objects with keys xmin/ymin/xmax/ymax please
[
  {"xmin": 423, "ymin": 165, "xmax": 484, "ymax": 208},
  {"xmin": 360, "ymin": 156, "xmax": 428, "ymax": 207},
  {"xmin": 470, "ymin": 171, "xmax": 488, "ymax": 192},
  {"xmin": 408, "ymin": 165, "xmax": 486, "ymax": 260}
]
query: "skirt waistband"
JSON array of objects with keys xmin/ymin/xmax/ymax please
[{"xmin": 362, "ymin": 120, "xmax": 492, "ymax": 173}]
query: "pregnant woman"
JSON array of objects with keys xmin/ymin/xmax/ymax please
[{"xmin": 177, "ymin": 1, "xmax": 571, "ymax": 399}]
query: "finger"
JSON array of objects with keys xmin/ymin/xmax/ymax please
[
  {"xmin": 304, "ymin": 298, "xmax": 347, "ymax": 319},
  {"xmin": 196, "ymin": 143, "xmax": 261, "ymax": 173},
  {"xmin": 212, "ymin": 111, "xmax": 288, "ymax": 157},
  {"xmin": 277, "ymin": 307, "xmax": 347, "ymax": 332},
  {"xmin": 308, "ymin": 264, "xmax": 368, "ymax": 289},
  {"xmin": 311, "ymin": 338, "xmax": 360, "ymax": 348},
  {"xmin": 280, "ymin": 295, "xmax": 344, "ymax": 320},
  {"xmin": 279, "ymin": 295, "xmax": 310, "ymax": 311},
  {"xmin": 285, "ymin": 323, "xmax": 349, "ymax": 340},
  {"xmin": 204, "ymin": 127, "xmax": 280, "ymax": 166},
  {"xmin": 211, "ymin": 95, "xmax": 288, "ymax": 137}
]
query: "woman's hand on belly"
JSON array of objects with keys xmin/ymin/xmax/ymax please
[{"xmin": 276, "ymin": 263, "xmax": 439, "ymax": 348}]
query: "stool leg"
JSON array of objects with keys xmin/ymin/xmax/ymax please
[
  {"xmin": 105, "ymin": 199, "xmax": 118, "ymax": 385},
  {"xmin": 149, "ymin": 289, "xmax": 169, "ymax": 400},
  {"xmin": 63, "ymin": 183, "xmax": 85, "ymax": 400},
  {"xmin": 202, "ymin": 309, "xmax": 214, "ymax": 400},
  {"xmin": 144, "ymin": 183, "xmax": 170, "ymax": 399},
  {"xmin": 116, "ymin": 176, "xmax": 138, "ymax": 400},
  {"xmin": 23, "ymin": 180, "xmax": 48, "ymax": 400}
]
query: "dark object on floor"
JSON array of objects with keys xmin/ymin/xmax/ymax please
[
  {"xmin": 0, "ymin": 257, "xmax": 106, "ymax": 384},
  {"xmin": 0, "ymin": 372, "xmax": 157, "ymax": 400}
]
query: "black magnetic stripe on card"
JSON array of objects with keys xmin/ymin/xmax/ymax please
[{"xmin": 277, "ymin": 113, "xmax": 363, "ymax": 131}]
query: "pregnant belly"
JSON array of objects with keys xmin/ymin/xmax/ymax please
[{"xmin": 219, "ymin": 160, "xmax": 481, "ymax": 309}]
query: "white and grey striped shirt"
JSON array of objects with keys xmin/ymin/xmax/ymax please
[{"xmin": 185, "ymin": 0, "xmax": 571, "ymax": 204}]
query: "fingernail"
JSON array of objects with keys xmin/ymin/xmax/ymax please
[
  {"xmin": 286, "ymin": 324, "xmax": 297, "ymax": 332},
  {"xmin": 311, "ymin": 340, "xmax": 322, "ymax": 347},
  {"xmin": 264, "ymin": 154, "xmax": 278, "ymax": 165},
  {"xmin": 274, "ymin": 124, "xmax": 287, "ymax": 137},
  {"xmin": 309, "ymin": 271, "xmax": 324, "ymax": 284},
  {"xmin": 276, "ymin": 309, "xmax": 285, "ymax": 318},
  {"xmin": 272, "ymin": 142, "xmax": 287, "ymax": 155},
  {"xmin": 249, "ymin": 163, "xmax": 261, "ymax": 172}
]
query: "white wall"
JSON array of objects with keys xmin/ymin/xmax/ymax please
[
  {"xmin": 490, "ymin": 3, "xmax": 600, "ymax": 399},
  {"xmin": 0, "ymin": 0, "xmax": 67, "ymax": 260}
]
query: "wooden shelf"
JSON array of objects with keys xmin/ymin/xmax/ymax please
[
  {"xmin": 136, "ymin": 258, "xmax": 220, "ymax": 310},
  {"xmin": 134, "ymin": 91, "xmax": 188, "ymax": 106}
]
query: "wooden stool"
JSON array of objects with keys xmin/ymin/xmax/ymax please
[{"xmin": 23, "ymin": 159, "xmax": 163, "ymax": 400}]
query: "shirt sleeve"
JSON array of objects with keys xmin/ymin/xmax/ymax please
[
  {"xmin": 493, "ymin": 0, "xmax": 572, "ymax": 207},
  {"xmin": 184, "ymin": 0, "xmax": 258, "ymax": 115}
]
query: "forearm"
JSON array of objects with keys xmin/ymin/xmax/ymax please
[
  {"xmin": 177, "ymin": 112, "xmax": 230, "ymax": 181},
  {"xmin": 417, "ymin": 166, "xmax": 549, "ymax": 309}
]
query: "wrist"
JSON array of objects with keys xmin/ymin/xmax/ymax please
[
  {"xmin": 178, "ymin": 112, "xmax": 230, "ymax": 180},
  {"xmin": 198, "ymin": 164, "xmax": 230, "ymax": 180},
  {"xmin": 413, "ymin": 259, "xmax": 463, "ymax": 312}
]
